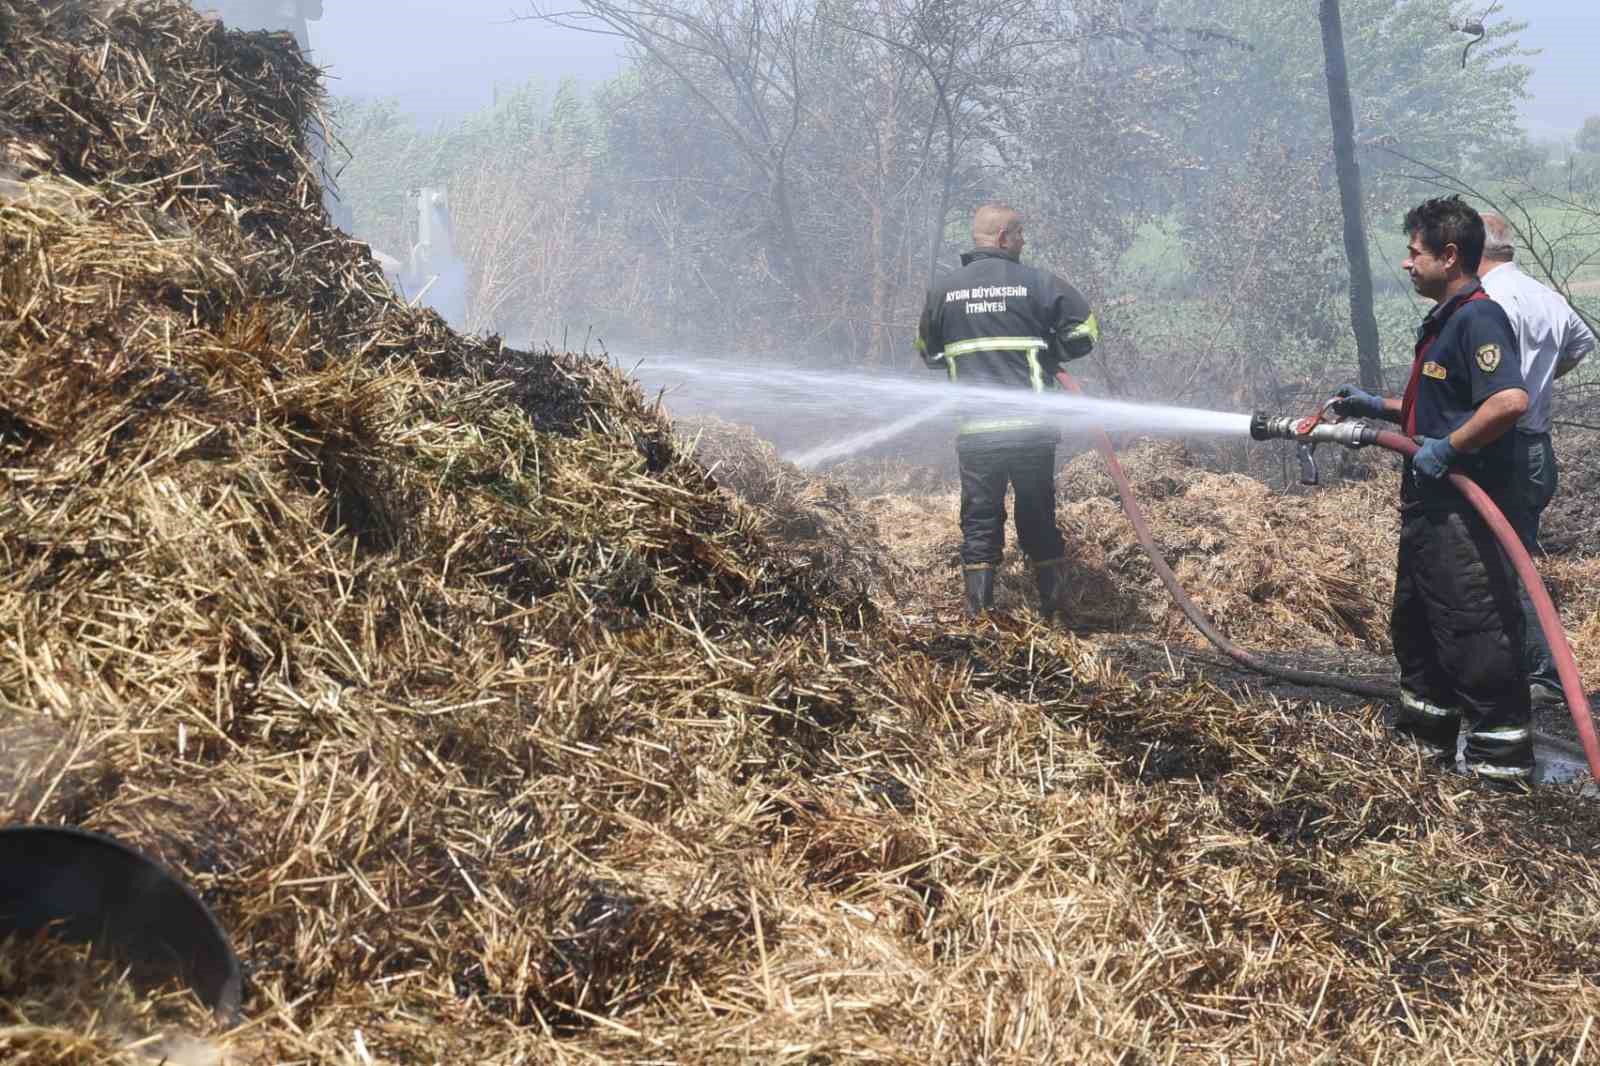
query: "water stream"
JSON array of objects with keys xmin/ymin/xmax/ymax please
[{"xmin": 628, "ymin": 354, "xmax": 1253, "ymax": 466}]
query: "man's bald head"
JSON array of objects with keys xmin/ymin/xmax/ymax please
[
  {"xmin": 1481, "ymin": 211, "xmax": 1515, "ymax": 263},
  {"xmin": 973, "ymin": 203, "xmax": 1025, "ymax": 258}
]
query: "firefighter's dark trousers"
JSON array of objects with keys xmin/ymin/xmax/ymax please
[
  {"xmin": 1511, "ymin": 430, "xmax": 1558, "ymax": 692},
  {"xmin": 957, "ymin": 435, "xmax": 1065, "ymax": 566},
  {"xmin": 1390, "ymin": 506, "xmax": 1533, "ymax": 784}
]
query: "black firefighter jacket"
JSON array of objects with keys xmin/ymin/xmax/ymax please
[{"xmin": 916, "ymin": 249, "xmax": 1098, "ymax": 439}]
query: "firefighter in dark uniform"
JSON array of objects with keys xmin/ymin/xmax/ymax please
[
  {"xmin": 1332, "ymin": 196, "xmax": 1533, "ymax": 785},
  {"xmin": 917, "ymin": 203, "xmax": 1098, "ymax": 619}
]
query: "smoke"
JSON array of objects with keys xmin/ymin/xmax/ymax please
[{"xmin": 145, "ymin": 1035, "xmax": 224, "ymax": 1066}]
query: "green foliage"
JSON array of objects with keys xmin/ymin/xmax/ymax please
[
  {"xmin": 1578, "ymin": 116, "xmax": 1600, "ymax": 157},
  {"xmin": 1115, "ymin": 218, "xmax": 1190, "ymax": 293},
  {"xmin": 1175, "ymin": 0, "xmax": 1531, "ymax": 184},
  {"xmin": 332, "ymin": 79, "xmax": 602, "ymax": 266}
]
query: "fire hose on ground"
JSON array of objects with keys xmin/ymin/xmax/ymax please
[{"xmin": 1054, "ymin": 370, "xmax": 1600, "ymax": 784}]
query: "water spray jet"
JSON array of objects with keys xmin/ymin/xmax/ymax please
[{"xmin": 631, "ymin": 354, "xmax": 1255, "ymax": 468}]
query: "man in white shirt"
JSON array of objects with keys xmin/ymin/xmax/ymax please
[{"xmin": 1479, "ymin": 211, "xmax": 1597, "ymax": 704}]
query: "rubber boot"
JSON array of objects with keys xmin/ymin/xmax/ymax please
[
  {"xmin": 1530, "ymin": 681, "xmax": 1565, "ymax": 712},
  {"xmin": 963, "ymin": 564, "xmax": 994, "ymax": 618},
  {"xmin": 1035, "ymin": 557, "xmax": 1067, "ymax": 625}
]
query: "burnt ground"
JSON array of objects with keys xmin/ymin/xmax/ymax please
[
  {"xmin": 1540, "ymin": 427, "xmax": 1600, "ymax": 554},
  {"xmin": 1102, "ymin": 636, "xmax": 1597, "ymax": 763}
]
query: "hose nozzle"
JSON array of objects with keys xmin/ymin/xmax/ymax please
[
  {"xmin": 1249, "ymin": 410, "xmax": 1379, "ymax": 447},
  {"xmin": 1250, "ymin": 412, "xmax": 1298, "ymax": 441}
]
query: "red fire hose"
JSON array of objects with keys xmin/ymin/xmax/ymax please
[{"xmin": 1055, "ymin": 370, "xmax": 1600, "ymax": 784}]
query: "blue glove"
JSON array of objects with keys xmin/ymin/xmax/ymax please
[
  {"xmin": 1412, "ymin": 435, "xmax": 1459, "ymax": 480},
  {"xmin": 1331, "ymin": 383, "xmax": 1385, "ymax": 419}
]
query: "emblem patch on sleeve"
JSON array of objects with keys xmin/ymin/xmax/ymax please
[
  {"xmin": 1475, "ymin": 343, "xmax": 1502, "ymax": 373},
  {"xmin": 1422, "ymin": 361, "xmax": 1447, "ymax": 380}
]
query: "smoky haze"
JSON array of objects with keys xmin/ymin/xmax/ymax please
[
  {"xmin": 305, "ymin": 0, "xmax": 1590, "ymax": 131},
  {"xmin": 302, "ymin": 0, "xmax": 1600, "ymax": 472},
  {"xmin": 308, "ymin": 1, "xmax": 623, "ymax": 123},
  {"xmin": 1511, "ymin": 0, "xmax": 1598, "ymax": 140}
]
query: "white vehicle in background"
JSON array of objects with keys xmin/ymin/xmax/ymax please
[
  {"xmin": 373, "ymin": 186, "xmax": 471, "ymax": 330},
  {"xmin": 189, "ymin": 4, "xmax": 470, "ymax": 329},
  {"xmin": 191, "ymin": 0, "xmax": 322, "ymax": 51},
  {"xmin": 190, "ymin": 2, "xmax": 349, "ymax": 226}
]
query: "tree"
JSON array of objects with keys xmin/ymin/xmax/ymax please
[
  {"xmin": 1178, "ymin": 0, "xmax": 1531, "ymax": 198},
  {"xmin": 1318, "ymin": 0, "xmax": 1383, "ymax": 391},
  {"xmin": 1579, "ymin": 116, "xmax": 1600, "ymax": 157},
  {"xmin": 522, "ymin": 0, "xmax": 821, "ymax": 309},
  {"xmin": 822, "ymin": 0, "xmax": 1118, "ymax": 288}
]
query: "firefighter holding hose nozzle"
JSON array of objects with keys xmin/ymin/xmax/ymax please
[
  {"xmin": 1331, "ymin": 196, "xmax": 1534, "ymax": 786},
  {"xmin": 917, "ymin": 203, "xmax": 1099, "ymax": 621}
]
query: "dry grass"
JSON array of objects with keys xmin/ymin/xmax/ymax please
[
  {"xmin": 4, "ymin": 3, "xmax": 1600, "ymax": 1064},
  {"xmin": 845, "ymin": 440, "xmax": 1399, "ymax": 646}
]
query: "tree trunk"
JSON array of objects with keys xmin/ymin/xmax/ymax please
[
  {"xmin": 927, "ymin": 131, "xmax": 956, "ymax": 288},
  {"xmin": 1318, "ymin": 0, "xmax": 1384, "ymax": 390}
]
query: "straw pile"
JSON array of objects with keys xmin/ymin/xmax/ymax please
[
  {"xmin": 1057, "ymin": 441, "xmax": 1401, "ymax": 650},
  {"xmin": 6, "ymin": 3, "xmax": 1600, "ymax": 1064},
  {"xmin": 844, "ymin": 440, "xmax": 1397, "ymax": 643},
  {"xmin": 678, "ymin": 415, "xmax": 897, "ymax": 601}
]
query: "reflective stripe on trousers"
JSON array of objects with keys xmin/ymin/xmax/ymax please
[{"xmin": 1396, "ymin": 688, "xmax": 1459, "ymax": 754}]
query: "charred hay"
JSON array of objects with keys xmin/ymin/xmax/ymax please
[
  {"xmin": 4, "ymin": 2, "xmax": 1600, "ymax": 1064},
  {"xmin": 680, "ymin": 414, "xmax": 898, "ymax": 602}
]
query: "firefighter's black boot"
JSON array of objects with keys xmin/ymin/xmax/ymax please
[
  {"xmin": 963, "ymin": 564, "xmax": 994, "ymax": 618},
  {"xmin": 1035, "ymin": 558, "xmax": 1067, "ymax": 625}
]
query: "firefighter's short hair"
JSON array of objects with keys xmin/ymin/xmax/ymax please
[
  {"xmin": 973, "ymin": 202, "xmax": 1023, "ymax": 245},
  {"xmin": 1404, "ymin": 195, "xmax": 1487, "ymax": 274}
]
